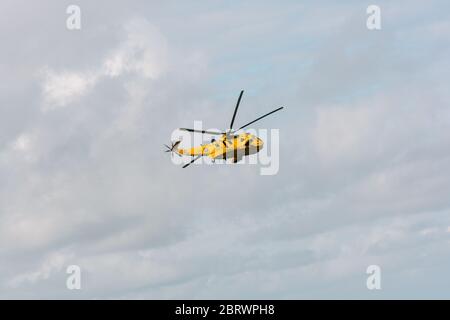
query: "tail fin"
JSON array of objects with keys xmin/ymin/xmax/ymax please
[{"xmin": 164, "ymin": 140, "xmax": 182, "ymax": 156}]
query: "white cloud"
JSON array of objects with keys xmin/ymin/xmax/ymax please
[
  {"xmin": 8, "ymin": 251, "xmax": 74, "ymax": 288},
  {"xmin": 103, "ymin": 19, "xmax": 168, "ymax": 79},
  {"xmin": 40, "ymin": 19, "xmax": 168, "ymax": 111},
  {"xmin": 13, "ymin": 134, "xmax": 31, "ymax": 152},
  {"xmin": 41, "ymin": 68, "xmax": 98, "ymax": 110}
]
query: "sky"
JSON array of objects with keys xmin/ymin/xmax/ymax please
[{"xmin": 1, "ymin": 0, "xmax": 450, "ymax": 299}]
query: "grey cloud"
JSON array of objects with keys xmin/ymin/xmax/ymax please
[{"xmin": 1, "ymin": 0, "xmax": 450, "ymax": 299}]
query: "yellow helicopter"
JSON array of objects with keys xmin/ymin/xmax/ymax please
[{"xmin": 165, "ymin": 90, "xmax": 283, "ymax": 168}]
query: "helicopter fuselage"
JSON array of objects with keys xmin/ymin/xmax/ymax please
[{"xmin": 176, "ymin": 133, "xmax": 263, "ymax": 162}]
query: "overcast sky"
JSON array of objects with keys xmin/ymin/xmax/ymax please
[{"xmin": 1, "ymin": 0, "xmax": 450, "ymax": 299}]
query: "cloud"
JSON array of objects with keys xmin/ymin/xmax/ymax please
[
  {"xmin": 40, "ymin": 18, "xmax": 168, "ymax": 111},
  {"xmin": 313, "ymin": 103, "xmax": 378, "ymax": 165},
  {"xmin": 2, "ymin": 0, "xmax": 450, "ymax": 299},
  {"xmin": 41, "ymin": 68, "xmax": 98, "ymax": 110},
  {"xmin": 7, "ymin": 251, "xmax": 74, "ymax": 288},
  {"xmin": 103, "ymin": 19, "xmax": 168, "ymax": 79}
]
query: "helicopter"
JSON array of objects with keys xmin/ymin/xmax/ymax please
[{"xmin": 165, "ymin": 90, "xmax": 283, "ymax": 168}]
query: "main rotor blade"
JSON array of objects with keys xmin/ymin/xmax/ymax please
[
  {"xmin": 237, "ymin": 107, "xmax": 284, "ymax": 131},
  {"xmin": 182, "ymin": 155, "xmax": 202, "ymax": 168},
  {"xmin": 179, "ymin": 128, "xmax": 225, "ymax": 135},
  {"xmin": 230, "ymin": 90, "xmax": 244, "ymax": 130}
]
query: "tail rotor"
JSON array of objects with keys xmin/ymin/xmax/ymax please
[
  {"xmin": 164, "ymin": 143, "xmax": 173, "ymax": 153},
  {"xmin": 163, "ymin": 140, "xmax": 182, "ymax": 157}
]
